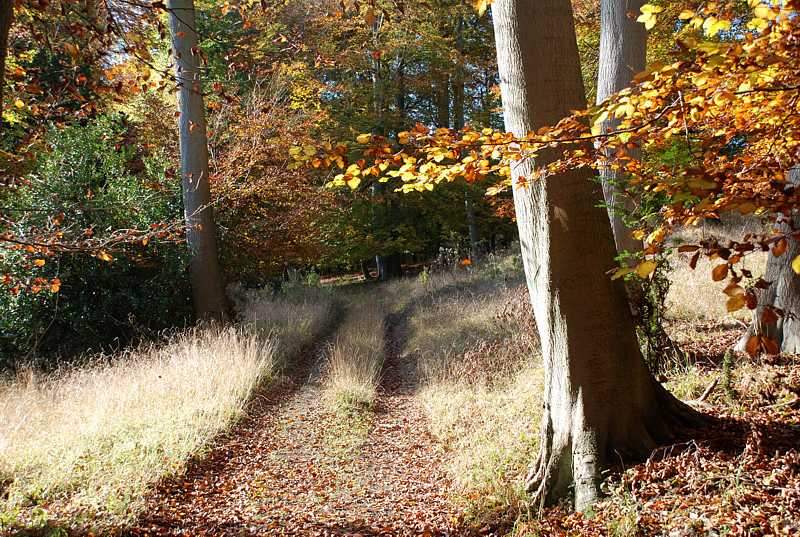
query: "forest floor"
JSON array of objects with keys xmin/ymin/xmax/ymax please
[
  {"xmin": 129, "ymin": 301, "xmax": 462, "ymax": 537},
  {"xmin": 130, "ymin": 299, "xmax": 800, "ymax": 537},
  {"xmin": 4, "ymin": 258, "xmax": 800, "ymax": 536}
]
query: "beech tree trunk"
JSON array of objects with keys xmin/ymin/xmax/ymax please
[
  {"xmin": 735, "ymin": 169, "xmax": 800, "ymax": 354},
  {"xmin": 168, "ymin": 0, "xmax": 227, "ymax": 321},
  {"xmin": 0, "ymin": 0, "xmax": 13, "ymax": 115},
  {"xmin": 492, "ymin": 0, "xmax": 702, "ymax": 510},
  {"xmin": 596, "ymin": 0, "xmax": 646, "ymax": 257}
]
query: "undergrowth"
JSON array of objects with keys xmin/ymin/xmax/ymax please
[
  {"xmin": 407, "ymin": 254, "xmax": 542, "ymax": 527},
  {"xmin": 0, "ymin": 287, "xmax": 333, "ymax": 532},
  {"xmin": 322, "ymin": 294, "xmax": 387, "ymax": 415}
]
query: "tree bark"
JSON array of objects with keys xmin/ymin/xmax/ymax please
[
  {"xmin": 168, "ymin": 0, "xmax": 227, "ymax": 321},
  {"xmin": 360, "ymin": 259, "xmax": 374, "ymax": 281},
  {"xmin": 369, "ymin": 17, "xmax": 395, "ymax": 279},
  {"xmin": 736, "ymin": 168, "xmax": 800, "ymax": 354},
  {"xmin": 0, "ymin": 0, "xmax": 14, "ymax": 117},
  {"xmin": 452, "ymin": 15, "xmax": 465, "ymax": 131},
  {"xmin": 596, "ymin": 0, "xmax": 646, "ymax": 257},
  {"xmin": 492, "ymin": 0, "xmax": 702, "ymax": 511}
]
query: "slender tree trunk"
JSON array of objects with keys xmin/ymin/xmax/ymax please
[
  {"xmin": 452, "ymin": 15, "xmax": 465, "ymax": 132},
  {"xmin": 452, "ymin": 17, "xmax": 481, "ymax": 263},
  {"xmin": 465, "ymin": 192, "xmax": 480, "ymax": 262},
  {"xmin": 369, "ymin": 18, "xmax": 394, "ymax": 280},
  {"xmin": 383, "ymin": 58, "xmax": 406, "ymax": 279},
  {"xmin": 492, "ymin": 0, "xmax": 702, "ymax": 511},
  {"xmin": 435, "ymin": 73, "xmax": 450, "ymax": 129},
  {"xmin": 168, "ymin": 0, "xmax": 227, "ymax": 320},
  {"xmin": 0, "ymin": 0, "xmax": 14, "ymax": 116},
  {"xmin": 736, "ymin": 168, "xmax": 800, "ymax": 354},
  {"xmin": 596, "ymin": 0, "xmax": 646, "ymax": 257},
  {"xmin": 360, "ymin": 259, "xmax": 374, "ymax": 281}
]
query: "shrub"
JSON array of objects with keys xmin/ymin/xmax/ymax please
[{"xmin": 0, "ymin": 116, "xmax": 191, "ymax": 367}]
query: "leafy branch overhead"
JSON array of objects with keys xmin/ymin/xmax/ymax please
[{"xmin": 293, "ymin": 1, "xmax": 800, "ymax": 348}]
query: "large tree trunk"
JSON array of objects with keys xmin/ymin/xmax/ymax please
[
  {"xmin": 0, "ymin": 0, "xmax": 14, "ymax": 116},
  {"xmin": 168, "ymin": 0, "xmax": 227, "ymax": 321},
  {"xmin": 735, "ymin": 168, "xmax": 800, "ymax": 354},
  {"xmin": 596, "ymin": 0, "xmax": 646, "ymax": 257},
  {"xmin": 492, "ymin": 0, "xmax": 702, "ymax": 511}
]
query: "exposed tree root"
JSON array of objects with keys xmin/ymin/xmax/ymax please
[{"xmin": 525, "ymin": 378, "xmax": 712, "ymax": 512}]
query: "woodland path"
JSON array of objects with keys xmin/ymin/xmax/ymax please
[{"xmin": 129, "ymin": 304, "xmax": 463, "ymax": 536}]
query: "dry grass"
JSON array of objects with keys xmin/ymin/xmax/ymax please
[
  {"xmin": 666, "ymin": 252, "xmax": 767, "ymax": 321},
  {"xmin": 406, "ymin": 256, "xmax": 543, "ymax": 522},
  {"xmin": 322, "ymin": 297, "xmax": 386, "ymax": 413},
  {"xmin": 0, "ymin": 327, "xmax": 274, "ymax": 528},
  {"xmin": 420, "ymin": 366, "xmax": 542, "ymax": 520},
  {"xmin": 0, "ymin": 288, "xmax": 333, "ymax": 531},
  {"xmin": 232, "ymin": 284, "xmax": 334, "ymax": 362},
  {"xmin": 666, "ymin": 218, "xmax": 768, "ymax": 321}
]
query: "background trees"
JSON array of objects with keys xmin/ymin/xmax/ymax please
[{"xmin": 0, "ymin": 0, "xmax": 516, "ymax": 362}]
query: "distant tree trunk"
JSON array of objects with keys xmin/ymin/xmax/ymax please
[
  {"xmin": 452, "ymin": 16, "xmax": 481, "ymax": 263},
  {"xmin": 736, "ymin": 168, "xmax": 800, "ymax": 354},
  {"xmin": 435, "ymin": 73, "xmax": 450, "ymax": 128},
  {"xmin": 383, "ymin": 58, "xmax": 406, "ymax": 279},
  {"xmin": 369, "ymin": 17, "xmax": 396, "ymax": 280},
  {"xmin": 452, "ymin": 16, "xmax": 465, "ymax": 131},
  {"xmin": 465, "ymin": 192, "xmax": 480, "ymax": 262},
  {"xmin": 383, "ymin": 253, "xmax": 403, "ymax": 280},
  {"xmin": 596, "ymin": 0, "xmax": 647, "ymax": 257},
  {"xmin": 361, "ymin": 259, "xmax": 374, "ymax": 281},
  {"xmin": 167, "ymin": 0, "xmax": 227, "ymax": 321},
  {"xmin": 492, "ymin": 0, "xmax": 703, "ymax": 511},
  {"xmin": 0, "ymin": 0, "xmax": 13, "ymax": 116}
]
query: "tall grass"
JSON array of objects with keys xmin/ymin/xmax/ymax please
[
  {"xmin": 0, "ymin": 327, "xmax": 273, "ymax": 527},
  {"xmin": 322, "ymin": 297, "xmax": 386, "ymax": 413},
  {"xmin": 666, "ymin": 251, "xmax": 766, "ymax": 321},
  {"xmin": 407, "ymin": 257, "xmax": 543, "ymax": 523},
  {"xmin": 232, "ymin": 284, "xmax": 334, "ymax": 362},
  {"xmin": 0, "ymin": 288, "xmax": 333, "ymax": 530}
]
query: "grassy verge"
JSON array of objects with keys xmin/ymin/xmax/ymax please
[
  {"xmin": 231, "ymin": 284, "xmax": 335, "ymax": 364},
  {"xmin": 406, "ymin": 255, "xmax": 542, "ymax": 526},
  {"xmin": 322, "ymin": 295, "xmax": 386, "ymax": 414},
  {"xmin": 0, "ymin": 287, "xmax": 333, "ymax": 531}
]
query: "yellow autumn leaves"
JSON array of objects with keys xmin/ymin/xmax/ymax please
[
  {"xmin": 641, "ymin": 1, "xmax": 783, "ymax": 36},
  {"xmin": 641, "ymin": 3, "xmax": 730, "ymax": 36},
  {"xmin": 472, "ymin": 0, "xmax": 492, "ymax": 17},
  {"xmin": 637, "ymin": 4, "xmax": 664, "ymax": 30}
]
